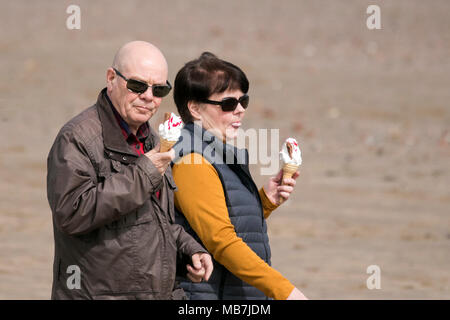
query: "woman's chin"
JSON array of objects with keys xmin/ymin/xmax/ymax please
[{"xmin": 224, "ymin": 128, "xmax": 239, "ymax": 141}]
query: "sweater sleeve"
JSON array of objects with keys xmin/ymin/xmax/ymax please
[
  {"xmin": 259, "ymin": 187, "xmax": 279, "ymax": 219},
  {"xmin": 172, "ymin": 153, "xmax": 295, "ymax": 300}
]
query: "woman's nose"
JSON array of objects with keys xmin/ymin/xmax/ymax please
[{"xmin": 235, "ymin": 102, "xmax": 246, "ymax": 113}]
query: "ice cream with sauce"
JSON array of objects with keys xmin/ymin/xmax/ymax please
[
  {"xmin": 278, "ymin": 138, "xmax": 302, "ymax": 204},
  {"xmin": 280, "ymin": 137, "xmax": 302, "ymax": 166},
  {"xmin": 158, "ymin": 112, "xmax": 183, "ymax": 152}
]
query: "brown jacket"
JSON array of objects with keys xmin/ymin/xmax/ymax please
[{"xmin": 47, "ymin": 88, "xmax": 206, "ymax": 299}]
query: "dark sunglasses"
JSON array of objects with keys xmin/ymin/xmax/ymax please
[
  {"xmin": 113, "ymin": 68, "xmax": 172, "ymax": 97},
  {"xmin": 200, "ymin": 94, "xmax": 249, "ymax": 112}
]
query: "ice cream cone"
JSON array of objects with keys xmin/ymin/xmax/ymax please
[
  {"xmin": 159, "ymin": 112, "xmax": 183, "ymax": 152},
  {"xmin": 282, "ymin": 163, "xmax": 299, "ymax": 182},
  {"xmin": 279, "ymin": 163, "xmax": 299, "ymax": 204},
  {"xmin": 160, "ymin": 139, "xmax": 176, "ymax": 152}
]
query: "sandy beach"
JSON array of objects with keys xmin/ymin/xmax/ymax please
[{"xmin": 0, "ymin": 0, "xmax": 449, "ymax": 299}]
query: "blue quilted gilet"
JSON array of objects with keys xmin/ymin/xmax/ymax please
[{"xmin": 173, "ymin": 122, "xmax": 271, "ymax": 300}]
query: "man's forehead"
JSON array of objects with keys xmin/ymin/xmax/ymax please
[{"xmin": 124, "ymin": 59, "xmax": 168, "ymax": 83}]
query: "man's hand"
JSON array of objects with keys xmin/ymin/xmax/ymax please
[
  {"xmin": 263, "ymin": 169, "xmax": 300, "ymax": 205},
  {"xmin": 287, "ymin": 287, "xmax": 308, "ymax": 300},
  {"xmin": 144, "ymin": 143, "xmax": 175, "ymax": 175},
  {"xmin": 186, "ymin": 252, "xmax": 213, "ymax": 283}
]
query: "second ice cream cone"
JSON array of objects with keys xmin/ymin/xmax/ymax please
[
  {"xmin": 279, "ymin": 163, "xmax": 299, "ymax": 204},
  {"xmin": 282, "ymin": 163, "xmax": 298, "ymax": 181}
]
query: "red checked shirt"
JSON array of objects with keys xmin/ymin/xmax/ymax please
[
  {"xmin": 108, "ymin": 96, "xmax": 160, "ymax": 199},
  {"xmin": 112, "ymin": 109, "xmax": 148, "ymax": 156}
]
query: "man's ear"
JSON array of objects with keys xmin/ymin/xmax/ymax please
[
  {"xmin": 187, "ymin": 101, "xmax": 202, "ymax": 121},
  {"xmin": 106, "ymin": 67, "xmax": 116, "ymax": 91}
]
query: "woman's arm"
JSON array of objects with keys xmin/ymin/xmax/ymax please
[
  {"xmin": 172, "ymin": 153, "xmax": 295, "ymax": 300},
  {"xmin": 259, "ymin": 187, "xmax": 279, "ymax": 219},
  {"xmin": 262, "ymin": 169, "xmax": 300, "ymax": 212}
]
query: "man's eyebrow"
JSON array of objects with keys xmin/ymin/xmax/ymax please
[
  {"xmin": 129, "ymin": 74, "xmax": 166, "ymax": 85},
  {"xmin": 128, "ymin": 74, "xmax": 147, "ymax": 82}
]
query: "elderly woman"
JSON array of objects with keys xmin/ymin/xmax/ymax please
[{"xmin": 172, "ymin": 52, "xmax": 307, "ymax": 300}]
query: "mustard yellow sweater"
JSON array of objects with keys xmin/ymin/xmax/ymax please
[{"xmin": 172, "ymin": 153, "xmax": 295, "ymax": 300}]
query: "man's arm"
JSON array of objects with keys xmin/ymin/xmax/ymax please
[
  {"xmin": 47, "ymin": 130, "xmax": 162, "ymax": 236},
  {"xmin": 170, "ymin": 223, "xmax": 207, "ymax": 257},
  {"xmin": 170, "ymin": 223, "xmax": 212, "ymax": 282}
]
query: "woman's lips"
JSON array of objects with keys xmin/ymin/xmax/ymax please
[{"xmin": 231, "ymin": 121, "xmax": 241, "ymax": 129}]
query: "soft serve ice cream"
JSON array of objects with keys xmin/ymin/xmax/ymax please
[
  {"xmin": 278, "ymin": 138, "xmax": 302, "ymax": 204},
  {"xmin": 158, "ymin": 112, "xmax": 183, "ymax": 152},
  {"xmin": 280, "ymin": 137, "xmax": 302, "ymax": 166}
]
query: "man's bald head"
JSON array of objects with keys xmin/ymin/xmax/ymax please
[
  {"xmin": 112, "ymin": 41, "xmax": 168, "ymax": 75},
  {"xmin": 106, "ymin": 41, "xmax": 169, "ymax": 135}
]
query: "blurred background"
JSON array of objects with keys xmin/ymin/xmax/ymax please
[{"xmin": 0, "ymin": 0, "xmax": 449, "ymax": 299}]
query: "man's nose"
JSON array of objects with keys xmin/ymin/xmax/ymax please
[{"xmin": 139, "ymin": 86, "xmax": 154, "ymax": 101}]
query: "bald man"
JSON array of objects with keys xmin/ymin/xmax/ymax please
[{"xmin": 47, "ymin": 41, "xmax": 212, "ymax": 300}]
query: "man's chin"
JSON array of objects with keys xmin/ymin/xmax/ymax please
[
  {"xmin": 135, "ymin": 108, "xmax": 155, "ymax": 119},
  {"xmin": 131, "ymin": 113, "xmax": 153, "ymax": 126}
]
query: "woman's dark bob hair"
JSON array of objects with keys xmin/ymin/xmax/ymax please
[{"xmin": 173, "ymin": 52, "xmax": 249, "ymax": 123}]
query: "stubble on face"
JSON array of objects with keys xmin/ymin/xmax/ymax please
[{"xmin": 107, "ymin": 41, "xmax": 169, "ymax": 134}]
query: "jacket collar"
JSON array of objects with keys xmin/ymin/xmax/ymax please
[{"xmin": 96, "ymin": 88, "xmax": 156, "ymax": 159}]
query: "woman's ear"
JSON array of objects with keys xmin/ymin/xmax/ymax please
[{"xmin": 188, "ymin": 101, "xmax": 202, "ymax": 121}]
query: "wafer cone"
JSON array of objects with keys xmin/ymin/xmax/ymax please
[
  {"xmin": 278, "ymin": 163, "xmax": 299, "ymax": 204},
  {"xmin": 282, "ymin": 163, "xmax": 298, "ymax": 181},
  {"xmin": 160, "ymin": 139, "xmax": 176, "ymax": 152}
]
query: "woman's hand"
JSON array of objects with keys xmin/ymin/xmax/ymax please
[
  {"xmin": 263, "ymin": 169, "xmax": 300, "ymax": 205},
  {"xmin": 286, "ymin": 287, "xmax": 308, "ymax": 300}
]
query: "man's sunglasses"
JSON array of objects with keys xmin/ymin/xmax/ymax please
[
  {"xmin": 113, "ymin": 68, "xmax": 172, "ymax": 97},
  {"xmin": 200, "ymin": 94, "xmax": 249, "ymax": 112}
]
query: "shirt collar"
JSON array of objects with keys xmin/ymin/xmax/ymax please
[{"xmin": 105, "ymin": 93, "xmax": 150, "ymax": 142}]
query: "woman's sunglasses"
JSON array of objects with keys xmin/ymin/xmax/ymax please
[
  {"xmin": 113, "ymin": 68, "xmax": 172, "ymax": 97},
  {"xmin": 200, "ymin": 94, "xmax": 249, "ymax": 112}
]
